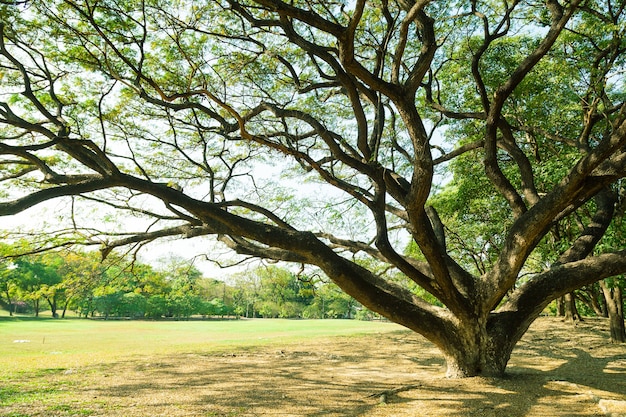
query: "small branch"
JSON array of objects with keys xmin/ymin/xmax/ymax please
[
  {"xmin": 366, "ymin": 384, "xmax": 421, "ymax": 403},
  {"xmin": 100, "ymin": 224, "xmax": 214, "ymax": 260},
  {"xmin": 218, "ymin": 199, "xmax": 296, "ymax": 230}
]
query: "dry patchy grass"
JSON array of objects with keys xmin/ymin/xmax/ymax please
[{"xmin": 1, "ymin": 317, "xmax": 625, "ymax": 416}]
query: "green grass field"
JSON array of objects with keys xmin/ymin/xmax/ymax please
[
  {"xmin": 0, "ymin": 316, "xmax": 402, "ymax": 373},
  {"xmin": 2, "ymin": 316, "xmax": 625, "ymax": 416},
  {"xmin": 0, "ymin": 316, "xmax": 403, "ymax": 416}
]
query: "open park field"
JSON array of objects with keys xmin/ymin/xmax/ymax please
[{"xmin": 1, "ymin": 316, "xmax": 625, "ymax": 417}]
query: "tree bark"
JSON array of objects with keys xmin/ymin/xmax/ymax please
[
  {"xmin": 46, "ymin": 296, "xmax": 58, "ymax": 318},
  {"xmin": 61, "ymin": 299, "xmax": 70, "ymax": 318},
  {"xmin": 439, "ymin": 318, "xmax": 513, "ymax": 378},
  {"xmin": 3, "ymin": 290, "xmax": 13, "ymax": 316},
  {"xmin": 600, "ymin": 280, "xmax": 626, "ymax": 343},
  {"xmin": 563, "ymin": 292, "xmax": 583, "ymax": 323},
  {"xmin": 556, "ymin": 296, "xmax": 565, "ymax": 317}
]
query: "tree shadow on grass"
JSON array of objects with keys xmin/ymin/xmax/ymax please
[
  {"xmin": 357, "ymin": 319, "xmax": 626, "ymax": 417},
  {"xmin": 82, "ymin": 349, "xmax": 407, "ymax": 416},
  {"xmin": 67, "ymin": 318, "xmax": 626, "ymax": 417}
]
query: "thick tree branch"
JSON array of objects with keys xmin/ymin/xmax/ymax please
[{"xmin": 484, "ymin": 0, "xmax": 581, "ymax": 217}]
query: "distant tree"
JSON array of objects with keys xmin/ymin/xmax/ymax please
[
  {"xmin": 119, "ymin": 291, "xmax": 147, "ymax": 318},
  {"xmin": 304, "ymin": 282, "xmax": 359, "ymax": 319},
  {"xmin": 254, "ymin": 266, "xmax": 316, "ymax": 318},
  {"xmin": 0, "ymin": 244, "xmax": 13, "ymax": 313},
  {"xmin": 145, "ymin": 294, "xmax": 169, "ymax": 319},
  {"xmin": 12, "ymin": 254, "xmax": 63, "ymax": 317},
  {"xmin": 93, "ymin": 291, "xmax": 123, "ymax": 319},
  {"xmin": 89, "ymin": 257, "xmax": 163, "ymax": 318},
  {"xmin": 232, "ymin": 274, "xmax": 261, "ymax": 318},
  {"xmin": 0, "ymin": 253, "xmax": 18, "ymax": 315},
  {"xmin": 193, "ymin": 278, "xmax": 236, "ymax": 317},
  {"xmin": 202, "ymin": 297, "xmax": 229, "ymax": 317},
  {"xmin": 58, "ymin": 251, "xmax": 110, "ymax": 318},
  {"xmin": 160, "ymin": 260, "xmax": 202, "ymax": 318}
]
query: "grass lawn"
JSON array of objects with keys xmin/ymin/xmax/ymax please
[
  {"xmin": 0, "ymin": 316, "xmax": 626, "ymax": 417},
  {"xmin": 0, "ymin": 315, "xmax": 403, "ymax": 416},
  {"xmin": 1, "ymin": 315, "xmax": 626, "ymax": 416},
  {"xmin": 0, "ymin": 316, "xmax": 402, "ymax": 372},
  {"xmin": 0, "ymin": 315, "xmax": 400, "ymax": 417}
]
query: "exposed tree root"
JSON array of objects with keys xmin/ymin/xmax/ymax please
[{"xmin": 366, "ymin": 384, "xmax": 421, "ymax": 404}]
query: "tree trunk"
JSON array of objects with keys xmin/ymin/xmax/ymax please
[
  {"xmin": 424, "ymin": 315, "xmax": 521, "ymax": 378},
  {"xmin": 61, "ymin": 299, "xmax": 70, "ymax": 318},
  {"xmin": 563, "ymin": 292, "xmax": 582, "ymax": 323},
  {"xmin": 46, "ymin": 296, "xmax": 58, "ymax": 318},
  {"xmin": 556, "ymin": 296, "xmax": 565, "ymax": 317},
  {"xmin": 4, "ymin": 290, "xmax": 13, "ymax": 316},
  {"xmin": 441, "ymin": 338, "xmax": 512, "ymax": 378},
  {"xmin": 599, "ymin": 291, "xmax": 608, "ymax": 318},
  {"xmin": 600, "ymin": 280, "xmax": 626, "ymax": 343}
]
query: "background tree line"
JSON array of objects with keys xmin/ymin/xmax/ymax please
[
  {"xmin": 1, "ymin": 242, "xmax": 623, "ymax": 333},
  {"xmin": 0, "ymin": 246, "xmax": 369, "ymax": 320}
]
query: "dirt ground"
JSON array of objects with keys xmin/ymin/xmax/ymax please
[{"xmin": 4, "ymin": 317, "xmax": 626, "ymax": 417}]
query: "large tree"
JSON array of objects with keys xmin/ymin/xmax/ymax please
[{"xmin": 1, "ymin": 0, "xmax": 625, "ymax": 377}]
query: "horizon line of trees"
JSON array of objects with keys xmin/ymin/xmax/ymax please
[
  {"xmin": 0, "ymin": 247, "xmax": 372, "ymax": 320},
  {"xmin": 1, "ymin": 245, "xmax": 623, "ymax": 331}
]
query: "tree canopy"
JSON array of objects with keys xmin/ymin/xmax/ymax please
[{"xmin": 0, "ymin": 0, "xmax": 625, "ymax": 377}]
